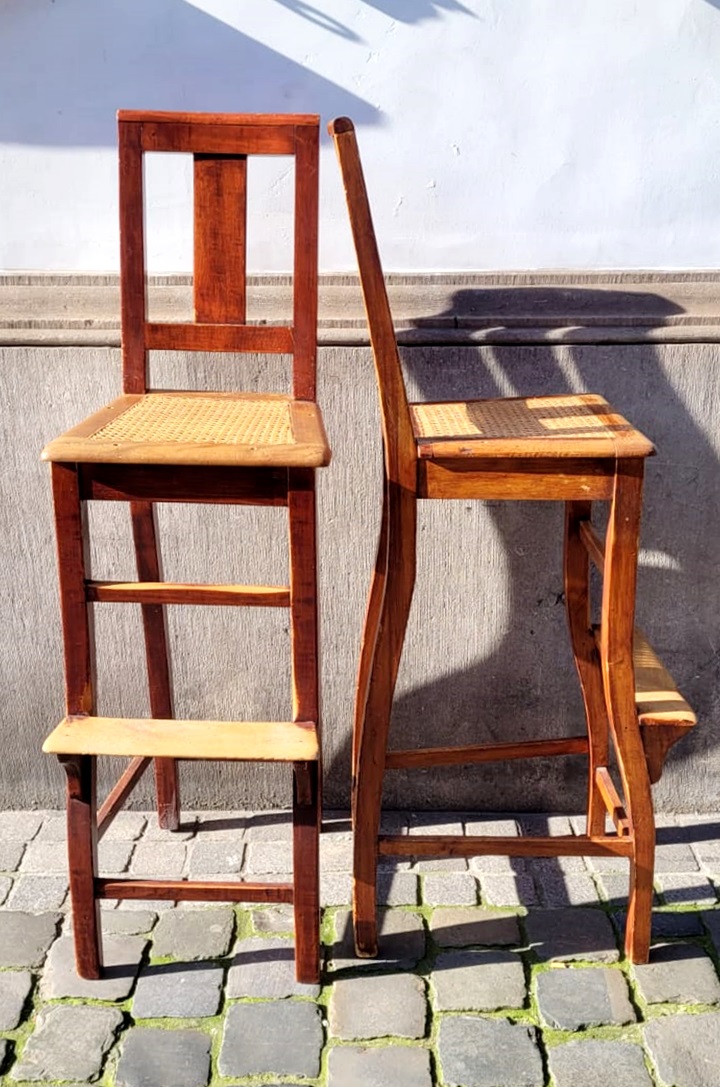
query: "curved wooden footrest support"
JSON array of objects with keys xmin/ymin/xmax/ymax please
[{"xmin": 44, "ymin": 715, "xmax": 319, "ymax": 762}]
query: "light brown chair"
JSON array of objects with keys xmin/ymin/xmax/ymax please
[
  {"xmin": 42, "ymin": 111, "xmax": 329, "ymax": 984},
  {"xmin": 329, "ymin": 116, "xmax": 695, "ymax": 964}
]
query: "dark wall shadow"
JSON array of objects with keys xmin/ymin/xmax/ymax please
[
  {"xmin": 0, "ymin": 0, "xmax": 378, "ymax": 147},
  {"xmin": 275, "ymin": 0, "xmax": 476, "ymax": 23},
  {"xmin": 377, "ymin": 287, "xmax": 720, "ymax": 812}
]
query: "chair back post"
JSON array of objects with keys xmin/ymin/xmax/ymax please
[
  {"xmin": 117, "ymin": 111, "xmax": 320, "ymax": 400},
  {"xmin": 328, "ymin": 118, "xmax": 416, "ymax": 489}
]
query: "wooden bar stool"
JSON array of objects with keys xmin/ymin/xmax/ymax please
[
  {"xmin": 41, "ymin": 111, "xmax": 329, "ymax": 984},
  {"xmin": 329, "ymin": 117, "xmax": 696, "ymax": 965}
]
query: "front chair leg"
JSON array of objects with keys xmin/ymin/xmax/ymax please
[
  {"xmin": 60, "ymin": 754, "xmax": 102, "ymax": 978},
  {"xmin": 353, "ymin": 482, "xmax": 416, "ymax": 957}
]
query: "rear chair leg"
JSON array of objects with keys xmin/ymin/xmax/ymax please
[
  {"xmin": 130, "ymin": 501, "xmax": 179, "ymax": 830},
  {"xmin": 288, "ymin": 469, "xmax": 321, "ymax": 983}
]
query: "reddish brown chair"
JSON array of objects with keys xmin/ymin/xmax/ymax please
[
  {"xmin": 42, "ymin": 112, "xmax": 329, "ymax": 984},
  {"xmin": 329, "ymin": 116, "xmax": 695, "ymax": 964}
]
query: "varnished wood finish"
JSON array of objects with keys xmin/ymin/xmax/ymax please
[
  {"xmin": 194, "ymin": 154, "xmax": 247, "ymax": 324},
  {"xmin": 97, "ymin": 879, "xmax": 294, "ymax": 903},
  {"xmin": 87, "ymin": 581, "xmax": 291, "ymax": 607},
  {"xmin": 44, "ymin": 113, "xmax": 324, "ymax": 985},
  {"xmin": 385, "ymin": 735, "xmax": 589, "ymax": 769},
  {"xmin": 79, "ymin": 463, "xmax": 290, "ymax": 505},
  {"xmin": 61, "ymin": 755, "xmax": 102, "ymax": 978},
  {"xmin": 330, "ymin": 116, "xmax": 693, "ymax": 968},
  {"xmin": 379, "ymin": 834, "xmax": 634, "ymax": 858},
  {"xmin": 131, "ymin": 501, "xmax": 179, "ymax": 830}
]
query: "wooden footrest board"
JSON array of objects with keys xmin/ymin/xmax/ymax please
[
  {"xmin": 633, "ymin": 629, "xmax": 696, "ymax": 726},
  {"xmin": 43, "ymin": 715, "xmax": 318, "ymax": 761}
]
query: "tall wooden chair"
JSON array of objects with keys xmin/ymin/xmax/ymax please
[
  {"xmin": 41, "ymin": 112, "xmax": 329, "ymax": 984},
  {"xmin": 329, "ymin": 117, "xmax": 695, "ymax": 964}
]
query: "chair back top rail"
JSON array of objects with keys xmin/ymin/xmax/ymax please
[
  {"xmin": 118, "ymin": 111, "xmax": 319, "ymax": 400},
  {"xmin": 328, "ymin": 117, "xmax": 416, "ymax": 487}
]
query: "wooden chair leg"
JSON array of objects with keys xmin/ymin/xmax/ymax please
[
  {"xmin": 293, "ymin": 761, "xmax": 320, "ymax": 983},
  {"xmin": 353, "ymin": 481, "xmax": 416, "ymax": 957},
  {"xmin": 564, "ymin": 500, "xmax": 610, "ymax": 837},
  {"xmin": 288, "ymin": 469, "xmax": 321, "ymax": 982},
  {"xmin": 130, "ymin": 501, "xmax": 179, "ymax": 831},
  {"xmin": 600, "ymin": 460, "xmax": 654, "ymax": 964},
  {"xmin": 352, "ymin": 482, "xmax": 390, "ymax": 790},
  {"xmin": 51, "ymin": 463, "xmax": 102, "ymax": 976},
  {"xmin": 61, "ymin": 755, "xmax": 102, "ymax": 977}
]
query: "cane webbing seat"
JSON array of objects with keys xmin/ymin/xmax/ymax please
[{"xmin": 42, "ymin": 111, "xmax": 326, "ymax": 985}]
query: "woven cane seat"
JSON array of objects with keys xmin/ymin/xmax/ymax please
[
  {"xmin": 410, "ymin": 393, "xmax": 654, "ymax": 460},
  {"xmin": 42, "ymin": 392, "xmax": 330, "ymax": 468}
]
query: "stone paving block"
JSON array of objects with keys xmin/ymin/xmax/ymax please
[
  {"xmin": 658, "ymin": 873, "xmax": 718, "ymax": 905},
  {"xmin": 241, "ymin": 811, "xmax": 293, "ymax": 840},
  {"xmin": 423, "ymin": 872, "xmax": 479, "ymax": 906},
  {"xmin": 330, "ymin": 909, "xmax": 425, "ymax": 971},
  {"xmin": 151, "ymin": 907, "xmax": 234, "ymax": 960},
  {"xmin": 463, "ymin": 817, "xmax": 520, "ymax": 836},
  {"xmin": 244, "ymin": 840, "xmax": 293, "ymax": 874},
  {"xmin": 379, "ymin": 811, "xmax": 410, "ymax": 835},
  {"xmin": 251, "ymin": 904, "xmax": 295, "ymax": 933},
  {"xmin": 479, "ymin": 872, "xmax": 538, "ymax": 907},
  {"xmin": 116, "ymin": 1027, "xmax": 211, "ymax": 1087},
  {"xmin": 645, "ymin": 1012, "xmax": 720, "ymax": 1087},
  {"xmin": 20, "ymin": 840, "xmax": 68, "ymax": 875},
  {"xmin": 430, "ymin": 906, "xmax": 521, "ymax": 948},
  {"xmin": 518, "ymin": 814, "xmax": 573, "ymax": 836},
  {"xmin": 187, "ymin": 840, "xmax": 244, "ymax": 875},
  {"xmin": 34, "ymin": 812, "xmax": 68, "ymax": 841},
  {"xmin": 327, "ymin": 1045, "xmax": 433, "ymax": 1087},
  {"xmin": 409, "ymin": 813, "xmax": 464, "ymax": 835},
  {"xmin": 101, "ymin": 811, "xmax": 147, "ymax": 840},
  {"xmin": 535, "ymin": 872, "xmax": 601, "ymax": 908},
  {"xmin": 133, "ymin": 961, "xmax": 223, "ymax": 1018},
  {"xmin": 469, "ymin": 854, "xmax": 527, "ymax": 875},
  {"xmin": 528, "ymin": 855, "xmax": 589, "ymax": 876},
  {"xmin": 0, "ymin": 842, "xmax": 25, "ymax": 871},
  {"xmin": 632, "ymin": 943, "xmax": 720, "ymax": 1005},
  {"xmin": 7, "ymin": 875, "xmax": 68, "ymax": 912},
  {"xmin": 11, "ymin": 1004, "xmax": 122, "ymax": 1083},
  {"xmin": 433, "ymin": 949, "xmax": 526, "ymax": 1011},
  {"xmin": 536, "ymin": 965, "xmax": 635, "ymax": 1029},
  {"xmin": 703, "ymin": 909, "xmax": 720, "ymax": 950},
  {"xmin": 41, "ymin": 934, "xmax": 147, "ymax": 1000},
  {"xmin": 111, "ymin": 895, "xmax": 176, "ymax": 911},
  {"xmin": 437, "ymin": 1015, "xmax": 543, "ymax": 1087},
  {"xmin": 0, "ymin": 1038, "xmax": 8, "ymax": 1072},
  {"xmin": 548, "ymin": 1040, "xmax": 653, "ymax": 1087},
  {"xmin": 0, "ymin": 969, "xmax": 33, "ymax": 1030},
  {"xmin": 414, "ymin": 856, "xmax": 468, "ymax": 873},
  {"xmin": 192, "ymin": 811, "xmax": 249, "ymax": 840},
  {"xmin": 0, "ymin": 810, "xmax": 44, "ymax": 841},
  {"xmin": 141, "ymin": 816, "xmax": 196, "ymax": 840},
  {"xmin": 614, "ymin": 907, "xmax": 703, "ymax": 939},
  {"xmin": 525, "ymin": 908, "xmax": 619, "ymax": 962},
  {"xmin": 597, "ymin": 873, "xmax": 658, "ymax": 909},
  {"xmin": 655, "ymin": 840, "xmax": 701, "ymax": 873},
  {"xmin": 101, "ymin": 908, "xmax": 158, "ymax": 936},
  {"xmin": 322, "ymin": 872, "xmax": 352, "ymax": 906},
  {"xmin": 227, "ymin": 936, "xmax": 319, "ymax": 998},
  {"xmin": 130, "ymin": 841, "xmax": 188, "ymax": 877},
  {"xmin": 98, "ymin": 840, "xmax": 136, "ymax": 874},
  {"xmin": 219, "ymin": 1001, "xmax": 323, "ymax": 1079},
  {"xmin": 0, "ymin": 875, "xmax": 11, "ymax": 905},
  {"xmin": 329, "ymin": 973, "xmax": 427, "ymax": 1039},
  {"xmin": 0, "ymin": 911, "xmax": 59, "ymax": 967},
  {"xmin": 321, "ymin": 838, "xmax": 353, "ymax": 872},
  {"xmin": 378, "ymin": 870, "xmax": 418, "ymax": 905}
]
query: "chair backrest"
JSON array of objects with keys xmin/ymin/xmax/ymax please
[
  {"xmin": 328, "ymin": 118, "xmax": 416, "ymax": 487},
  {"xmin": 117, "ymin": 111, "xmax": 319, "ymax": 400}
]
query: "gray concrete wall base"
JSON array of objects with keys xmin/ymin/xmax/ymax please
[{"xmin": 2, "ymin": 275, "xmax": 720, "ymax": 811}]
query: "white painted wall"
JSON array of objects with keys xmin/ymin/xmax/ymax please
[{"xmin": 2, "ymin": 0, "xmax": 720, "ymax": 272}]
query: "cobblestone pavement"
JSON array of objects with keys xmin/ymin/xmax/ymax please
[{"xmin": 2, "ymin": 809, "xmax": 720, "ymax": 1086}]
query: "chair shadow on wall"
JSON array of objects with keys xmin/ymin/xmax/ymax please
[
  {"xmin": 0, "ymin": 0, "xmax": 378, "ymax": 147},
  {"xmin": 335, "ymin": 286, "xmax": 720, "ymax": 911}
]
